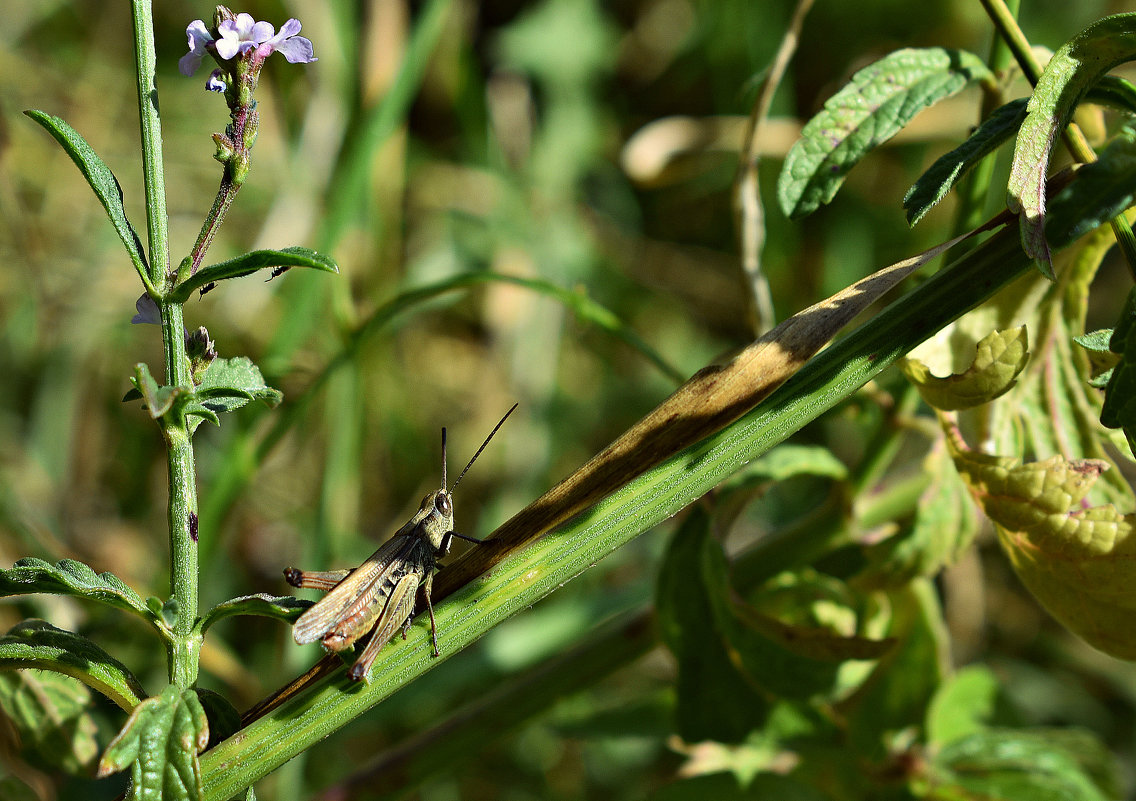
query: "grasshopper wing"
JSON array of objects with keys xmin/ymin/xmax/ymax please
[
  {"xmin": 291, "ymin": 535, "xmax": 417, "ymax": 646},
  {"xmin": 346, "ymin": 571, "xmax": 420, "ymax": 681}
]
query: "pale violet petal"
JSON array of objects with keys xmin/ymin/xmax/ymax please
[
  {"xmin": 250, "ymin": 20, "xmax": 276, "ymax": 44},
  {"xmin": 273, "ymin": 35, "xmax": 316, "ymax": 64},
  {"xmin": 131, "ymin": 294, "xmax": 161, "ymax": 325}
]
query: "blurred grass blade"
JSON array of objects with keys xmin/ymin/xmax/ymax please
[{"xmin": 23, "ymin": 110, "xmax": 152, "ymax": 293}]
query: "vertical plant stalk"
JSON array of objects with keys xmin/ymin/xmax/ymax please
[
  {"xmin": 130, "ymin": 0, "xmax": 170, "ymax": 287},
  {"xmin": 130, "ymin": 0, "xmax": 200, "ymax": 688}
]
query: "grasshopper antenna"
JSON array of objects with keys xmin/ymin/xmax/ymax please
[
  {"xmin": 449, "ymin": 403, "xmax": 518, "ymax": 494},
  {"xmin": 440, "ymin": 428, "xmax": 448, "ymax": 490}
]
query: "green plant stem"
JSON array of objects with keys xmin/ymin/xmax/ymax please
[
  {"xmin": 129, "ymin": 0, "xmax": 169, "ymax": 287},
  {"xmin": 161, "ymin": 301, "xmax": 200, "ymax": 689},
  {"xmin": 130, "ymin": 0, "xmax": 199, "ymax": 689},
  {"xmin": 198, "ymin": 223, "xmax": 1033, "ymax": 801}
]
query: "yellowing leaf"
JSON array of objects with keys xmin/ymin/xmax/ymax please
[
  {"xmin": 903, "ymin": 327, "xmax": 1029, "ymax": 410},
  {"xmin": 946, "ymin": 427, "xmax": 1136, "ymax": 659}
]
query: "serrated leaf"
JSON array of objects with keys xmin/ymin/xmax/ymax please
[
  {"xmin": 168, "ymin": 247, "xmax": 338, "ymax": 303},
  {"xmin": 185, "ymin": 357, "xmax": 282, "ymax": 430},
  {"xmin": 947, "ymin": 429, "xmax": 1136, "ymax": 659},
  {"xmin": 23, "ymin": 110, "xmax": 150, "ymax": 292},
  {"xmin": 778, "ymin": 47, "xmax": 992, "ymax": 219},
  {"xmin": 0, "ymin": 669, "xmax": 100, "ymax": 775},
  {"xmin": 860, "ymin": 440, "xmax": 980, "ymax": 585},
  {"xmin": 905, "ymin": 99, "xmax": 1028, "ymax": 225},
  {"xmin": 934, "ymin": 225, "xmax": 1135, "ymax": 507},
  {"xmin": 903, "ymin": 327, "xmax": 1029, "ymax": 410},
  {"xmin": 197, "ymin": 593, "xmax": 311, "ymax": 636},
  {"xmin": 98, "ymin": 685, "xmax": 209, "ymax": 801},
  {"xmin": 930, "ymin": 728, "xmax": 1119, "ymax": 801},
  {"xmin": 0, "ymin": 557, "xmax": 155, "ymax": 622},
  {"xmin": 0, "ymin": 620, "xmax": 146, "ymax": 711},
  {"xmin": 1008, "ymin": 13, "xmax": 1136, "ymax": 275},
  {"xmin": 1047, "ymin": 126, "xmax": 1136, "ymax": 248}
]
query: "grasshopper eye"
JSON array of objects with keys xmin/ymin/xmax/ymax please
[{"xmin": 435, "ymin": 493, "xmax": 452, "ymax": 516}]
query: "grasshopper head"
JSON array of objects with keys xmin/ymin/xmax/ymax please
[{"xmin": 418, "ymin": 488, "xmax": 455, "ymax": 553}]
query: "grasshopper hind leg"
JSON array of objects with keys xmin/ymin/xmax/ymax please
[{"xmin": 284, "ymin": 567, "xmax": 352, "ymax": 592}]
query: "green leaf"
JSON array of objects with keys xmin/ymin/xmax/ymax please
[
  {"xmin": 0, "ymin": 620, "xmax": 146, "ymax": 711},
  {"xmin": 778, "ymin": 47, "xmax": 992, "ymax": 219},
  {"xmin": 926, "ymin": 665, "xmax": 1019, "ymax": 745},
  {"xmin": 185, "ymin": 357, "xmax": 282, "ymax": 430},
  {"xmin": 656, "ymin": 508, "xmax": 771, "ymax": 743},
  {"xmin": 730, "ymin": 444, "xmax": 849, "ymax": 485},
  {"xmin": 1074, "ymin": 329, "xmax": 1120, "ymax": 387},
  {"xmin": 197, "ymin": 593, "xmax": 311, "ymax": 636},
  {"xmin": 98, "ymin": 685, "xmax": 210, "ymax": 801},
  {"xmin": 23, "ymin": 110, "xmax": 151, "ymax": 293},
  {"xmin": 193, "ymin": 689, "xmax": 241, "ymax": 749},
  {"xmin": 903, "ymin": 75, "xmax": 1136, "ymax": 228},
  {"xmin": 657, "ymin": 510, "xmax": 891, "ymax": 743},
  {"xmin": 130, "ymin": 362, "xmax": 188, "ymax": 420},
  {"xmin": 904, "ymin": 99, "xmax": 1028, "ymax": 225},
  {"xmin": 0, "ymin": 557, "xmax": 156, "ymax": 623},
  {"xmin": 1007, "ymin": 12, "xmax": 1136, "ymax": 275},
  {"xmin": 1100, "ymin": 287, "xmax": 1136, "ymax": 452},
  {"xmin": 1047, "ymin": 126, "xmax": 1136, "ymax": 248},
  {"xmin": 903, "ymin": 327, "xmax": 1029, "ymax": 411},
  {"xmin": 1086, "ymin": 73, "xmax": 1136, "ymax": 114},
  {"xmin": 0, "ymin": 669, "xmax": 101, "ymax": 775},
  {"xmin": 168, "ymin": 247, "xmax": 338, "ymax": 303},
  {"xmin": 859, "ymin": 441, "xmax": 980, "ymax": 585},
  {"xmin": 930, "ymin": 728, "xmax": 1120, "ymax": 801}
]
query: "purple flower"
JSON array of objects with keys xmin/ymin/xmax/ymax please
[
  {"xmin": 178, "ymin": 19, "xmax": 214, "ymax": 76},
  {"xmin": 214, "ymin": 12, "xmax": 274, "ymax": 60},
  {"xmin": 259, "ymin": 18, "xmax": 317, "ymax": 64},
  {"xmin": 205, "ymin": 69, "xmax": 227, "ymax": 92},
  {"xmin": 179, "ymin": 14, "xmax": 316, "ymax": 76},
  {"xmin": 131, "ymin": 293, "xmax": 161, "ymax": 325}
]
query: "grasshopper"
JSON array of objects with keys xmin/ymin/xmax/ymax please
[{"xmin": 285, "ymin": 404, "xmax": 516, "ymax": 682}]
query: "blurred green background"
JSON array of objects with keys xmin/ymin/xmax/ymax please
[{"xmin": 3, "ymin": 0, "xmax": 1136, "ymax": 799}]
